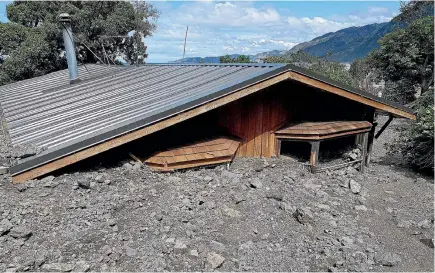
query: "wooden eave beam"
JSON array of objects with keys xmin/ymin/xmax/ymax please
[{"xmin": 286, "ymin": 71, "xmax": 416, "ymax": 120}]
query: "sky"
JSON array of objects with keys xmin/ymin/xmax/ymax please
[{"xmin": 0, "ymin": 1, "xmax": 402, "ymax": 63}]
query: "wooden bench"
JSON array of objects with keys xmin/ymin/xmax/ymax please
[
  {"xmin": 275, "ymin": 121, "xmax": 372, "ymax": 173},
  {"xmin": 140, "ymin": 137, "xmax": 241, "ymax": 172}
]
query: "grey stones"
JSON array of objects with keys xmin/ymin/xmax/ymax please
[
  {"xmin": 107, "ymin": 219, "xmax": 117, "ymax": 227},
  {"xmin": 354, "ymin": 205, "xmax": 367, "ymax": 211},
  {"xmin": 165, "ymin": 237, "xmax": 175, "ymax": 244},
  {"xmin": 295, "ymin": 207, "xmax": 314, "ymax": 225},
  {"xmin": 41, "ymin": 175, "xmax": 55, "ymax": 184},
  {"xmin": 222, "ymin": 206, "xmax": 241, "ymax": 218},
  {"xmin": 250, "ymin": 178, "xmax": 263, "ymax": 189},
  {"xmin": 173, "ymin": 239, "xmax": 188, "ymax": 253},
  {"xmin": 344, "ymin": 148, "xmax": 361, "ymax": 161},
  {"xmin": 239, "ymin": 240, "xmax": 253, "ymax": 250},
  {"xmin": 125, "ymin": 246, "xmax": 137, "ymax": 257},
  {"xmin": 41, "ymin": 263, "xmax": 75, "ymax": 272},
  {"xmin": 9, "ymin": 226, "xmax": 32, "ymax": 240},
  {"xmin": 11, "ymin": 143, "xmax": 44, "ymax": 159},
  {"xmin": 0, "ymin": 166, "xmax": 8, "ymax": 175},
  {"xmin": 417, "ymin": 219, "xmax": 431, "ymax": 229},
  {"xmin": 349, "ymin": 180, "xmax": 361, "ymax": 194},
  {"xmin": 73, "ymin": 261, "xmax": 90, "ymax": 272},
  {"xmin": 279, "ymin": 202, "xmax": 294, "ymax": 212},
  {"xmin": 132, "ymin": 162, "xmax": 142, "ymax": 171},
  {"xmin": 203, "ymin": 176, "xmax": 213, "ymax": 182},
  {"xmin": 338, "ymin": 179, "xmax": 349, "ymax": 188},
  {"xmin": 0, "ymin": 219, "xmax": 13, "ymax": 235},
  {"xmin": 77, "ymin": 178, "xmax": 90, "ymax": 189},
  {"xmin": 396, "ymin": 219, "xmax": 415, "ymax": 228},
  {"xmin": 168, "ymin": 176, "xmax": 182, "ymax": 183},
  {"xmin": 341, "ymin": 236, "xmax": 354, "ymax": 246},
  {"xmin": 102, "ymin": 245, "xmax": 112, "ymax": 256},
  {"xmin": 94, "ymin": 174, "xmax": 105, "ymax": 183},
  {"xmin": 122, "ymin": 162, "xmax": 133, "ymax": 170},
  {"xmin": 316, "ymin": 204, "xmax": 330, "ymax": 211},
  {"xmin": 304, "ymin": 182, "xmax": 322, "ymax": 191},
  {"xmin": 207, "ymin": 252, "xmax": 225, "ymax": 269},
  {"xmin": 374, "ymin": 252, "xmax": 401, "ymax": 266},
  {"xmin": 189, "ymin": 249, "xmax": 199, "ymax": 257},
  {"xmin": 420, "ymin": 238, "xmax": 434, "ymax": 249},
  {"xmin": 42, "ymin": 176, "xmax": 57, "ymax": 188}
]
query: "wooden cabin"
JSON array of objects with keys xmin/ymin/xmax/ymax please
[{"xmin": 0, "ymin": 64, "xmax": 414, "ymax": 182}]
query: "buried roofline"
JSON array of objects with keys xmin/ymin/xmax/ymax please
[
  {"xmin": 10, "ymin": 65, "xmax": 292, "ymax": 183},
  {"xmin": 10, "ymin": 64, "xmax": 415, "ymax": 183}
]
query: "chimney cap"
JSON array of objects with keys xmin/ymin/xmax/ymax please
[{"xmin": 58, "ymin": 13, "xmax": 71, "ymax": 23}]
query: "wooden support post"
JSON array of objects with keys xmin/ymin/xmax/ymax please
[
  {"xmin": 355, "ymin": 134, "xmax": 362, "ymax": 146},
  {"xmin": 309, "ymin": 141, "xmax": 320, "ymax": 173},
  {"xmin": 375, "ymin": 114, "xmax": 393, "ymax": 139},
  {"xmin": 360, "ymin": 132, "xmax": 369, "ymax": 173},
  {"xmin": 277, "ymin": 139, "xmax": 282, "ymax": 158},
  {"xmin": 366, "ymin": 123, "xmax": 376, "ymax": 167}
]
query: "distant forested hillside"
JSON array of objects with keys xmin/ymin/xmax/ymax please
[{"xmin": 287, "ymin": 22, "xmax": 403, "ymax": 63}]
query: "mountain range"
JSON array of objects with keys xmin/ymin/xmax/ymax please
[
  {"xmin": 171, "ymin": 50, "xmax": 286, "ymax": 64},
  {"xmin": 173, "ymin": 21, "xmax": 401, "ymax": 64},
  {"xmin": 288, "ymin": 22, "xmax": 401, "ymax": 62}
]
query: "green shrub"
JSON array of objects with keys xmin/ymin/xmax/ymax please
[{"xmin": 392, "ymin": 91, "xmax": 434, "ymax": 173}]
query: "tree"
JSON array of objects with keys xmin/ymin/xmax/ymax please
[
  {"xmin": 368, "ymin": 1, "xmax": 434, "ymax": 173},
  {"xmin": 264, "ymin": 51, "xmax": 354, "ymax": 86},
  {"xmin": 219, "ymin": 54, "xmax": 251, "ymax": 63},
  {"xmin": 349, "ymin": 58, "xmax": 381, "ymax": 96},
  {"xmin": 367, "ymin": 16, "xmax": 434, "ymax": 104},
  {"xmin": 393, "ymin": 0, "xmax": 434, "ymax": 23},
  {"xmin": 0, "ymin": 1, "xmax": 159, "ymax": 85}
]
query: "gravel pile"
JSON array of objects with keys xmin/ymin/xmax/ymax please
[{"xmin": 0, "ymin": 117, "xmax": 433, "ymax": 272}]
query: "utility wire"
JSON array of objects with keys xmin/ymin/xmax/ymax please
[
  {"xmin": 73, "ymin": 34, "xmax": 105, "ymax": 65},
  {"xmin": 183, "ymin": 26, "xmax": 188, "ymax": 62},
  {"xmin": 101, "ymin": 41, "xmax": 110, "ymax": 66}
]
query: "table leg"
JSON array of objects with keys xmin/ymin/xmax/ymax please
[
  {"xmin": 310, "ymin": 141, "xmax": 320, "ymax": 173},
  {"xmin": 360, "ymin": 132, "xmax": 369, "ymax": 173}
]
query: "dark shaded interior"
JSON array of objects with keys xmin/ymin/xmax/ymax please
[{"xmin": 280, "ymin": 136, "xmax": 357, "ymax": 163}]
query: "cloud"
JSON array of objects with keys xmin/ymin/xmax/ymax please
[
  {"xmin": 144, "ymin": 1, "xmax": 397, "ymax": 63},
  {"xmin": 368, "ymin": 6, "xmax": 390, "ymax": 14},
  {"xmin": 174, "ymin": 1, "xmax": 281, "ymax": 27},
  {"xmin": 287, "ymin": 16, "xmax": 351, "ymax": 36},
  {"xmin": 252, "ymin": 39, "xmax": 297, "ymax": 49}
]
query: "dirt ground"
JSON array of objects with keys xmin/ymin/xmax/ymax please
[{"xmin": 0, "ymin": 116, "xmax": 433, "ymax": 272}]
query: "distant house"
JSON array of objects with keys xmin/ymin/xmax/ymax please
[{"xmin": 0, "ymin": 63, "xmax": 414, "ymax": 183}]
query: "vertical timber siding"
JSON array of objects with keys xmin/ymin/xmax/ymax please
[{"xmin": 218, "ymin": 87, "xmax": 289, "ymax": 158}]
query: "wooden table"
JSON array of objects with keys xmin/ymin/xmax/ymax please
[{"xmin": 275, "ymin": 121, "xmax": 372, "ymax": 173}]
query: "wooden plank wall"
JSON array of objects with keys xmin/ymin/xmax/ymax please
[{"xmin": 218, "ymin": 88, "xmax": 289, "ymax": 158}]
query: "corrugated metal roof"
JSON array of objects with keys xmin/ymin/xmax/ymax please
[
  {"xmin": 1, "ymin": 63, "xmax": 414, "ymax": 177},
  {"xmin": 2, "ymin": 63, "xmax": 289, "ymax": 175}
]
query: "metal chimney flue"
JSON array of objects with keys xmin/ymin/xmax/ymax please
[{"xmin": 59, "ymin": 13, "xmax": 80, "ymax": 84}]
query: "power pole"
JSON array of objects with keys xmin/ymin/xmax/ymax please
[{"xmin": 182, "ymin": 26, "xmax": 188, "ymax": 62}]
